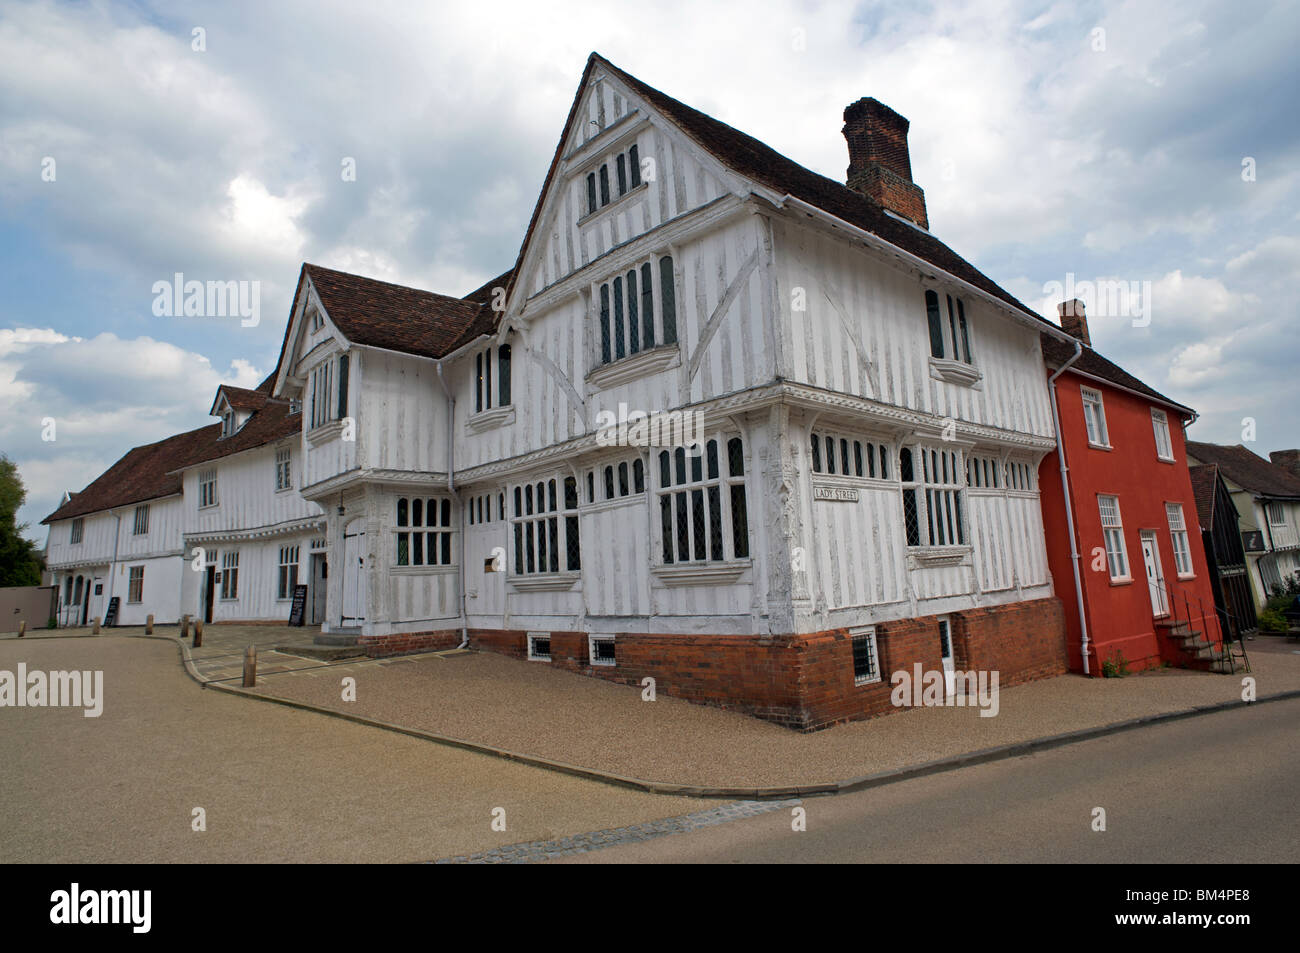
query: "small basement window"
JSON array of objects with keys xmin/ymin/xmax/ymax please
[
  {"xmin": 850, "ymin": 626, "xmax": 881, "ymax": 685},
  {"xmin": 527, "ymin": 632, "xmax": 552, "ymax": 662},
  {"xmin": 588, "ymin": 634, "xmax": 616, "ymax": 667}
]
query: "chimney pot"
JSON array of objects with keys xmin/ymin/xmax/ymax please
[
  {"xmin": 843, "ymin": 98, "xmax": 928, "ymax": 230},
  {"xmin": 1057, "ymin": 299, "xmax": 1090, "ymax": 347}
]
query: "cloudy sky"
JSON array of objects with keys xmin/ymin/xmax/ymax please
[{"xmin": 2, "ymin": 0, "xmax": 1297, "ymax": 541}]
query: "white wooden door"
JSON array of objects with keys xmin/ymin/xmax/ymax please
[
  {"xmin": 341, "ymin": 519, "xmax": 366, "ymax": 626},
  {"xmin": 938, "ymin": 617, "xmax": 955, "ymax": 697},
  {"xmin": 1141, "ymin": 531, "xmax": 1169, "ymax": 618}
]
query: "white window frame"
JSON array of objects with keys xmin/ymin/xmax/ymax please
[
  {"xmin": 850, "ymin": 626, "xmax": 881, "ymax": 686},
  {"xmin": 277, "ymin": 545, "xmax": 300, "ymax": 600},
  {"xmin": 394, "ymin": 497, "xmax": 455, "ymax": 568},
  {"xmin": 70, "ymin": 518, "xmax": 83, "ymax": 544},
  {"xmin": 901, "ymin": 445, "xmax": 967, "ymax": 548},
  {"xmin": 588, "ymin": 633, "xmax": 617, "ymax": 667},
  {"xmin": 1098, "ymin": 495, "xmax": 1130, "ymax": 581},
  {"xmin": 472, "ymin": 343, "xmax": 512, "ymax": 415},
  {"xmin": 654, "ymin": 436, "xmax": 751, "ymax": 566},
  {"xmin": 275, "ymin": 447, "xmax": 293, "ymax": 492},
  {"xmin": 127, "ymin": 565, "xmax": 144, "ymax": 604},
  {"xmin": 132, "ymin": 504, "xmax": 149, "ymax": 536},
  {"xmin": 199, "ymin": 468, "xmax": 218, "ymax": 508},
  {"xmin": 527, "ymin": 632, "xmax": 552, "ymax": 662},
  {"xmin": 1266, "ymin": 501, "xmax": 1285, "ymax": 525},
  {"xmin": 594, "ymin": 254, "xmax": 678, "ymax": 369},
  {"xmin": 309, "ymin": 358, "xmax": 335, "ymax": 430},
  {"xmin": 1166, "ymin": 503, "xmax": 1193, "ymax": 577},
  {"xmin": 1151, "ymin": 409, "xmax": 1174, "ymax": 461},
  {"xmin": 220, "ymin": 550, "xmax": 239, "ymax": 600},
  {"xmin": 810, "ymin": 431, "xmax": 892, "ymax": 480},
  {"xmin": 510, "ymin": 476, "xmax": 581, "ymax": 575},
  {"xmin": 923, "ymin": 289, "xmax": 975, "ymax": 366},
  {"xmin": 1081, "ymin": 387, "xmax": 1110, "ymax": 448},
  {"xmin": 597, "ymin": 456, "xmax": 647, "ymax": 502}
]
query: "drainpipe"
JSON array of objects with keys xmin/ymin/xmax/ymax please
[
  {"xmin": 435, "ymin": 359, "xmax": 469, "ymax": 649},
  {"xmin": 1048, "ymin": 340, "xmax": 1091, "ymax": 673},
  {"xmin": 106, "ymin": 509, "xmax": 122, "ymax": 622}
]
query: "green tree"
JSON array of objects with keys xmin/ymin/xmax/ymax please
[{"xmin": 0, "ymin": 455, "xmax": 44, "ymax": 587}]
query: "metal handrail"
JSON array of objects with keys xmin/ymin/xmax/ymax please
[{"xmin": 1150, "ymin": 576, "xmax": 1248, "ymax": 674}]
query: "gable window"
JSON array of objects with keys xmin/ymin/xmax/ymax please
[
  {"xmin": 474, "ymin": 342, "xmax": 512, "ymax": 413},
  {"xmin": 277, "ymin": 545, "xmax": 300, "ymax": 600},
  {"xmin": 810, "ymin": 431, "xmax": 890, "ymax": 479},
  {"xmin": 1098, "ymin": 495, "xmax": 1129, "ymax": 580},
  {"xmin": 584, "ymin": 145, "xmax": 642, "ymax": 217},
  {"xmin": 511, "ymin": 476, "xmax": 581, "ymax": 575},
  {"xmin": 132, "ymin": 504, "xmax": 149, "ymax": 536},
  {"xmin": 199, "ymin": 468, "xmax": 218, "ymax": 508},
  {"xmin": 70, "ymin": 518, "xmax": 83, "ymax": 544},
  {"xmin": 275, "ymin": 447, "xmax": 293, "ymax": 491},
  {"xmin": 1081, "ymin": 387, "xmax": 1109, "ymax": 447},
  {"xmin": 127, "ymin": 565, "xmax": 144, "ymax": 604},
  {"xmin": 395, "ymin": 497, "xmax": 454, "ymax": 567},
  {"xmin": 221, "ymin": 410, "xmax": 236, "ymax": 437},
  {"xmin": 1166, "ymin": 503, "xmax": 1193, "ymax": 577},
  {"xmin": 220, "ymin": 550, "xmax": 239, "ymax": 600},
  {"xmin": 850, "ymin": 626, "xmax": 881, "ymax": 685},
  {"xmin": 310, "ymin": 354, "xmax": 348, "ymax": 430},
  {"xmin": 309, "ymin": 307, "xmax": 324, "ymax": 332},
  {"xmin": 1151, "ymin": 409, "xmax": 1174, "ymax": 461},
  {"xmin": 596, "ymin": 255, "xmax": 677, "ymax": 367},
  {"xmin": 656, "ymin": 437, "xmax": 750, "ymax": 564},
  {"xmin": 900, "ymin": 446, "xmax": 966, "ymax": 548},
  {"xmin": 924, "ymin": 290, "xmax": 973, "ymax": 364}
]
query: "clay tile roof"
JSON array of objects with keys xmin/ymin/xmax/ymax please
[
  {"xmin": 1040, "ymin": 334, "xmax": 1194, "ymax": 416},
  {"xmin": 41, "ymin": 424, "xmax": 220, "ymax": 524},
  {"xmin": 216, "ymin": 384, "xmax": 268, "ymax": 413},
  {"xmin": 1188, "ymin": 463, "xmax": 1218, "ymax": 528},
  {"xmin": 445, "ymin": 269, "xmax": 516, "ymax": 353},
  {"xmin": 178, "ymin": 400, "xmax": 302, "ymax": 472},
  {"xmin": 304, "ymin": 262, "xmax": 483, "ymax": 359},
  {"xmin": 1186, "ymin": 442, "xmax": 1300, "ymax": 499},
  {"xmin": 503, "ymin": 53, "xmax": 1061, "ymax": 332}
]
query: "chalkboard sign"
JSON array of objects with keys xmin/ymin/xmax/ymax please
[
  {"xmin": 288, "ymin": 584, "xmax": 308, "ymax": 626},
  {"xmin": 104, "ymin": 596, "xmax": 120, "ymax": 627}
]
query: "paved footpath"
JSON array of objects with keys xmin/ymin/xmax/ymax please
[{"xmin": 0, "ymin": 636, "xmax": 718, "ymax": 863}]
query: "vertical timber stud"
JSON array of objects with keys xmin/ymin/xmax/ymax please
[{"xmin": 242, "ymin": 644, "xmax": 257, "ymax": 687}]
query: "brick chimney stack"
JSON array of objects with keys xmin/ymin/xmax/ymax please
[
  {"xmin": 1058, "ymin": 299, "xmax": 1091, "ymax": 347},
  {"xmin": 843, "ymin": 98, "xmax": 928, "ymax": 230},
  {"xmin": 1270, "ymin": 449, "xmax": 1300, "ymax": 480}
]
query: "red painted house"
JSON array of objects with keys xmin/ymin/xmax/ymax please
[{"xmin": 1038, "ymin": 301, "xmax": 1226, "ymax": 675}]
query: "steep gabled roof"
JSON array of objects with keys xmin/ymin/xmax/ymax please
[
  {"xmin": 1186, "ymin": 442, "xmax": 1300, "ymax": 500},
  {"xmin": 212, "ymin": 384, "xmax": 267, "ymax": 414},
  {"xmin": 1041, "ymin": 334, "xmax": 1195, "ymax": 416},
  {"xmin": 175, "ymin": 400, "xmax": 302, "ymax": 473},
  {"xmin": 1188, "ymin": 463, "xmax": 1219, "ymax": 529},
  {"xmin": 503, "ymin": 53, "xmax": 1061, "ymax": 332},
  {"xmin": 302, "ymin": 263, "xmax": 483, "ymax": 358},
  {"xmin": 41, "ymin": 424, "xmax": 220, "ymax": 524},
  {"xmin": 445, "ymin": 269, "xmax": 516, "ymax": 353}
]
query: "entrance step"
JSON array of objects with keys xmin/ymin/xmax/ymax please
[
  {"xmin": 314, "ymin": 630, "xmax": 362, "ymax": 647},
  {"xmin": 275, "ymin": 643, "xmax": 365, "ymax": 661}
]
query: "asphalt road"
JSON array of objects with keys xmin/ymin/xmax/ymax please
[{"xmin": 559, "ymin": 697, "xmax": 1300, "ymax": 863}]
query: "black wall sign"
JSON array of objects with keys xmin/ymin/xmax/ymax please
[
  {"xmin": 104, "ymin": 596, "xmax": 120, "ymax": 627},
  {"xmin": 288, "ymin": 584, "xmax": 308, "ymax": 626}
]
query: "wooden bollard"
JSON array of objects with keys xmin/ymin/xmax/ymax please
[
  {"xmin": 179, "ymin": 618, "xmax": 189, "ymax": 640},
  {"xmin": 145, "ymin": 614, "xmax": 154, "ymax": 634},
  {"xmin": 92, "ymin": 617, "xmax": 101, "ymax": 634},
  {"xmin": 17, "ymin": 621, "xmax": 25, "ymax": 638},
  {"xmin": 242, "ymin": 644, "xmax": 257, "ymax": 687},
  {"xmin": 194, "ymin": 619, "xmax": 204, "ymax": 648}
]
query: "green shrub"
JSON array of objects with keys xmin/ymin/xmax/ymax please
[
  {"xmin": 1101, "ymin": 651, "xmax": 1130, "ymax": 678},
  {"xmin": 46, "ymin": 617, "xmax": 56, "ymax": 629},
  {"xmin": 1258, "ymin": 607, "xmax": 1287, "ymax": 633}
]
